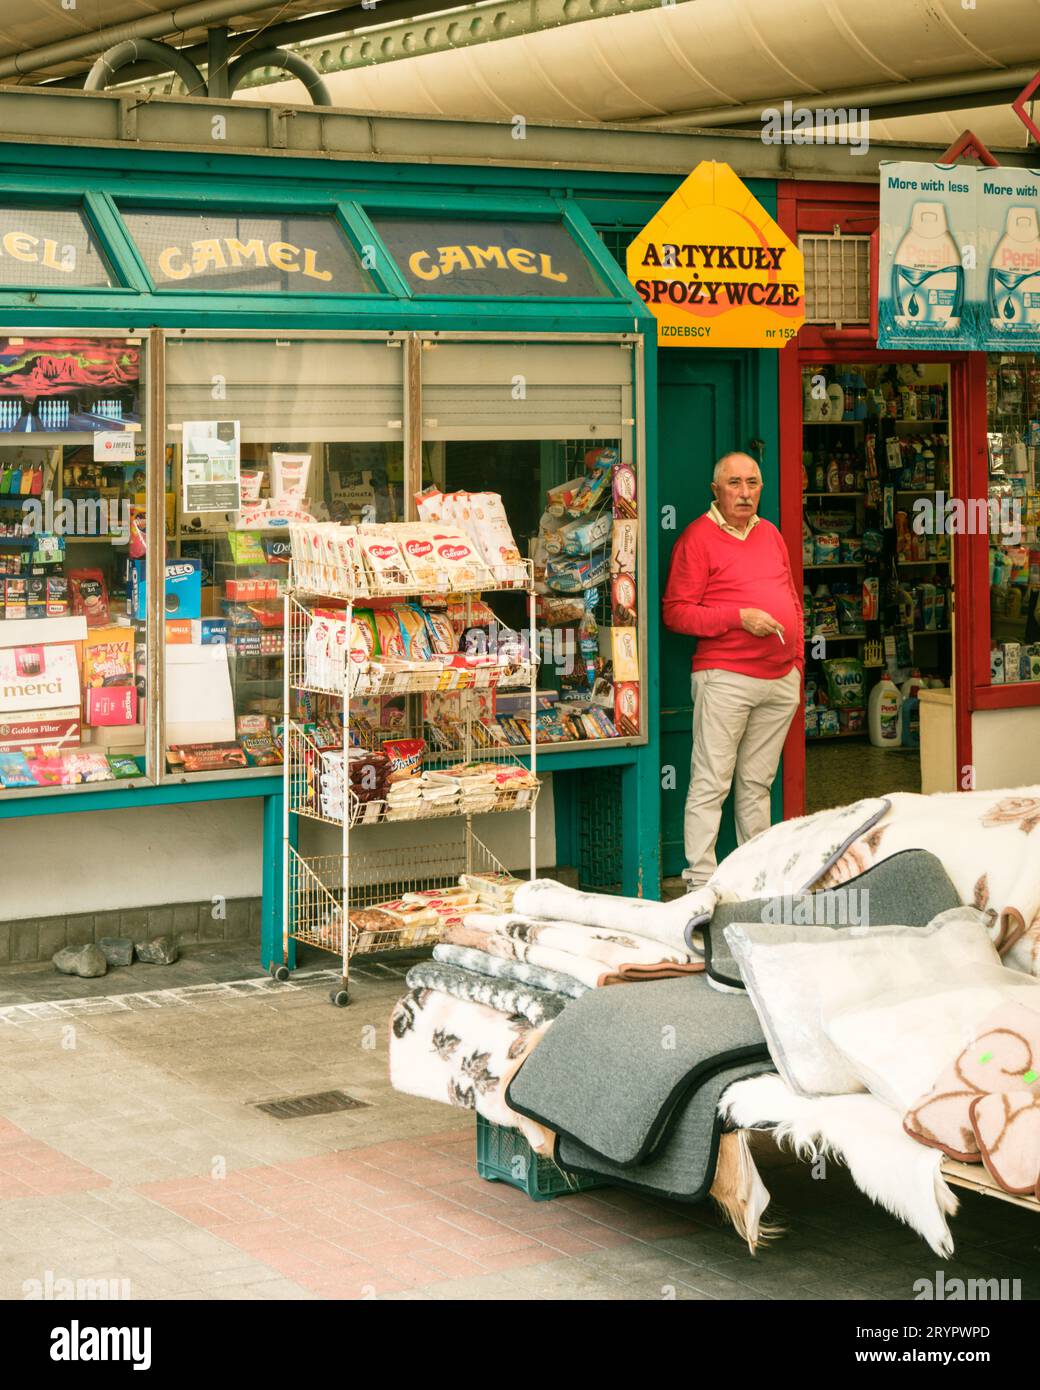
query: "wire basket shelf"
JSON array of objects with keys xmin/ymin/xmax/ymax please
[{"xmin": 287, "ymin": 834, "xmax": 509, "ymax": 957}]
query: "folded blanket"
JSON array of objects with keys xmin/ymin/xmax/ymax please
[
  {"xmin": 405, "ymin": 960, "xmax": 570, "ymax": 1027},
  {"xmin": 433, "ymin": 943, "xmax": 590, "ymax": 999},
  {"xmin": 556, "ymin": 1060, "xmax": 773, "ymax": 1202},
  {"xmin": 389, "ymin": 987, "xmax": 541, "ymax": 1127},
  {"xmin": 700, "ymin": 848, "xmax": 964, "ymax": 982},
  {"xmin": 441, "ymin": 922, "xmax": 700, "ymax": 989},
  {"xmin": 706, "ymin": 797, "xmax": 890, "ymax": 901},
  {"xmin": 506, "ymin": 975, "xmax": 768, "ymax": 1166},
  {"xmin": 814, "ymin": 788, "xmax": 1040, "ymax": 961},
  {"xmin": 476, "ymin": 911, "xmax": 696, "ymax": 968},
  {"xmin": 512, "ymin": 878, "xmax": 717, "ymax": 953},
  {"xmin": 721, "ymin": 1072, "xmax": 959, "ymax": 1258}
]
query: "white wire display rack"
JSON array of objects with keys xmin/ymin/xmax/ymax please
[{"xmin": 278, "ymin": 549, "xmax": 539, "ymax": 1006}]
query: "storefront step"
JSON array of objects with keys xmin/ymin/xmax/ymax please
[{"xmin": 0, "ymin": 896, "xmax": 262, "ymax": 966}]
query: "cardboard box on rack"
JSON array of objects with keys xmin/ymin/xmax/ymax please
[{"xmin": 83, "ymin": 722, "xmax": 145, "ymax": 751}]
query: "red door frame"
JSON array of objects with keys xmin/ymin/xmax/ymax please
[{"xmin": 776, "ymin": 180, "xmax": 977, "ymax": 815}]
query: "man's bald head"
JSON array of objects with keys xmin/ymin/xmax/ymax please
[{"xmin": 711, "ymin": 453, "xmax": 763, "ymax": 531}]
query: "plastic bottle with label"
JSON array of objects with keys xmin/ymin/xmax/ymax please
[
  {"xmin": 892, "ymin": 202, "xmax": 964, "ymax": 329},
  {"xmin": 989, "ymin": 207, "xmax": 1040, "ymax": 331},
  {"xmin": 868, "ymin": 674, "xmax": 903, "ymax": 749}
]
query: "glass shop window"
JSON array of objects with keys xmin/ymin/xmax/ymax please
[
  {"xmin": 986, "ymin": 354, "xmax": 1040, "ymax": 684},
  {"xmin": 121, "ymin": 209, "xmax": 373, "ymax": 295},
  {"xmin": 0, "ymin": 335, "xmax": 149, "ymax": 793},
  {"xmin": 418, "ymin": 339, "xmax": 642, "ymax": 747},
  {"xmin": 0, "ymin": 205, "xmax": 115, "ymax": 289},
  {"xmin": 162, "ymin": 335, "xmax": 404, "ymax": 776},
  {"xmin": 372, "ymin": 217, "xmax": 609, "ymax": 299}
]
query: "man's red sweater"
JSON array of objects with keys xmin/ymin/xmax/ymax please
[{"xmin": 662, "ymin": 514, "xmax": 803, "ymax": 678}]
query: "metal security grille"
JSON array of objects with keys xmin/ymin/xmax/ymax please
[
  {"xmin": 597, "ymin": 226, "xmax": 638, "ymax": 270},
  {"xmin": 799, "ymin": 233, "xmax": 871, "ymax": 327},
  {"xmin": 578, "ymin": 766, "xmax": 623, "ymax": 893}
]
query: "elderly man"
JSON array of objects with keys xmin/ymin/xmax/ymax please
[{"xmin": 662, "ymin": 452, "xmax": 802, "ymax": 888}]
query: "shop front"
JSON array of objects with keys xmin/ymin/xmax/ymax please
[
  {"xmin": 778, "ymin": 178, "xmax": 1040, "ymax": 815},
  {"xmin": 0, "ymin": 149, "xmax": 663, "ymax": 963}
]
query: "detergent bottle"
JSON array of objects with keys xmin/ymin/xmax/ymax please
[
  {"xmin": 989, "ymin": 206, "xmax": 1040, "ymax": 332},
  {"xmin": 892, "ymin": 202, "xmax": 964, "ymax": 329},
  {"xmin": 868, "ymin": 673, "xmax": 903, "ymax": 749}
]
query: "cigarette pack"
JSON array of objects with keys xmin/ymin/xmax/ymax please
[{"xmin": 0, "ymin": 707, "xmax": 80, "ymax": 750}]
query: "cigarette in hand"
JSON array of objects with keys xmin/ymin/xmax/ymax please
[{"xmin": 775, "ymin": 629, "xmax": 785, "ymax": 645}]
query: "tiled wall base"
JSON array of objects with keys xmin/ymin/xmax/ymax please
[{"xmin": 0, "ymin": 899, "xmax": 261, "ymax": 964}]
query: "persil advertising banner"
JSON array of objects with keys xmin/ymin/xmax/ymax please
[
  {"xmin": 878, "ymin": 162, "xmax": 976, "ymax": 350},
  {"xmin": 879, "ymin": 162, "xmax": 1040, "ymax": 350},
  {"xmin": 978, "ymin": 168, "xmax": 1040, "ymax": 351}
]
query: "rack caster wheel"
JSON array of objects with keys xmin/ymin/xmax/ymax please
[
  {"xmin": 269, "ymin": 963, "xmax": 290, "ymax": 982},
  {"xmin": 329, "ymin": 988, "xmax": 350, "ymax": 1007}
]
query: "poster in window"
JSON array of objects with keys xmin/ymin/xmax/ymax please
[{"xmin": 182, "ymin": 419, "xmax": 241, "ymax": 513}]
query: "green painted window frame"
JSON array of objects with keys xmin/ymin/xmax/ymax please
[{"xmin": 0, "ymin": 189, "xmax": 136, "ymax": 297}]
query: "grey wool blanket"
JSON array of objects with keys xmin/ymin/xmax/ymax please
[
  {"xmin": 432, "ymin": 943, "xmax": 590, "ymax": 999},
  {"xmin": 405, "ymin": 960, "xmax": 570, "ymax": 1027},
  {"xmin": 704, "ymin": 848, "xmax": 965, "ymax": 991},
  {"xmin": 505, "ymin": 974, "xmax": 768, "ymax": 1166},
  {"xmin": 556, "ymin": 1060, "xmax": 774, "ymax": 1202}
]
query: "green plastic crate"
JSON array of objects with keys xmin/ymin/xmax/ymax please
[{"xmin": 476, "ymin": 1113, "xmax": 603, "ymax": 1201}]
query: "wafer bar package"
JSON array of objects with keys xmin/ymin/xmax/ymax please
[
  {"xmin": 397, "ymin": 525, "xmax": 442, "ymax": 588},
  {"xmin": 612, "ymin": 462, "xmax": 637, "ymax": 519},
  {"xmin": 611, "ymin": 518, "xmax": 638, "ymax": 575},
  {"xmin": 358, "ymin": 531, "xmax": 410, "ymax": 589},
  {"xmin": 614, "ymin": 681, "xmax": 640, "ymax": 736},
  {"xmin": 430, "ymin": 531, "xmax": 491, "ymax": 591},
  {"xmin": 611, "ymin": 626, "xmax": 639, "ymax": 682}
]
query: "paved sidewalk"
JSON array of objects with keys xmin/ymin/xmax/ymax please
[{"xmin": 0, "ymin": 952, "xmax": 1037, "ymax": 1301}]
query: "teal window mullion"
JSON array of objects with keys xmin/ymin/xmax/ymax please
[
  {"xmin": 84, "ymin": 191, "xmax": 154, "ymax": 293},
  {"xmin": 335, "ymin": 202, "xmax": 410, "ymax": 299}
]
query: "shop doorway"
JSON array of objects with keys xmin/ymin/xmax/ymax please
[
  {"xmin": 658, "ymin": 350, "xmax": 776, "ymax": 875},
  {"xmin": 799, "ymin": 360, "xmax": 956, "ymax": 813}
]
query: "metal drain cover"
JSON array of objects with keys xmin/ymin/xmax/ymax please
[{"xmin": 253, "ymin": 1090, "xmax": 370, "ymax": 1120}]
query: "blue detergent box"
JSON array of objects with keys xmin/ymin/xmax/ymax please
[{"xmin": 129, "ymin": 558, "xmax": 202, "ymax": 621}]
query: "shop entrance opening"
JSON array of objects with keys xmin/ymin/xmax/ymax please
[{"xmin": 801, "ymin": 361, "xmax": 955, "ymax": 812}]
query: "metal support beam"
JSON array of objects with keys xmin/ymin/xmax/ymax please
[
  {"xmin": 229, "ymin": 0, "xmax": 679, "ymax": 89},
  {"xmin": 206, "ymin": 26, "xmax": 231, "ymax": 100}
]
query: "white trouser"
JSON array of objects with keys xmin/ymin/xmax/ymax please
[{"xmin": 682, "ymin": 665, "xmax": 802, "ymax": 888}]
